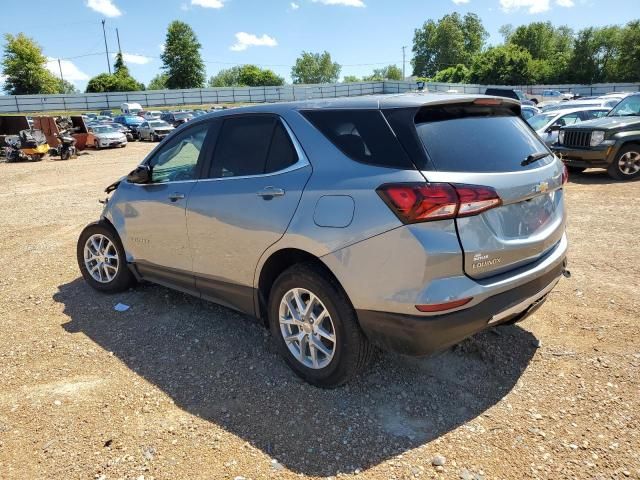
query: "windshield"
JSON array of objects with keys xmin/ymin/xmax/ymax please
[
  {"xmin": 415, "ymin": 106, "xmax": 550, "ymax": 173},
  {"xmin": 124, "ymin": 116, "xmax": 143, "ymax": 124},
  {"xmin": 92, "ymin": 126, "xmax": 117, "ymax": 134},
  {"xmin": 174, "ymin": 112, "xmax": 192, "ymax": 120},
  {"xmin": 608, "ymin": 95, "xmax": 640, "ymax": 117},
  {"xmin": 514, "ymin": 91, "xmax": 527, "ymax": 101},
  {"xmin": 526, "ymin": 113, "xmax": 556, "ymax": 130},
  {"xmin": 150, "ymin": 121, "xmax": 170, "ymax": 127}
]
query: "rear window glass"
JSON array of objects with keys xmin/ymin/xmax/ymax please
[
  {"xmin": 302, "ymin": 110, "xmax": 413, "ymax": 169},
  {"xmin": 415, "ymin": 106, "xmax": 552, "ymax": 172}
]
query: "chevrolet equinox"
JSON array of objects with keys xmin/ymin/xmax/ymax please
[{"xmin": 77, "ymin": 94, "xmax": 569, "ymax": 387}]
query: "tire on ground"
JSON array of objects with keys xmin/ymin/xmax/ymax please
[
  {"xmin": 76, "ymin": 222, "xmax": 135, "ymax": 293},
  {"xmin": 268, "ymin": 262, "xmax": 374, "ymax": 388},
  {"xmin": 607, "ymin": 144, "xmax": 640, "ymax": 181}
]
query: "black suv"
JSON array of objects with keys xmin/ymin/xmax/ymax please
[{"xmin": 552, "ymin": 93, "xmax": 640, "ymax": 180}]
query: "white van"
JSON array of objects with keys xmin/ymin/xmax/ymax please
[{"xmin": 120, "ymin": 103, "xmax": 143, "ymax": 115}]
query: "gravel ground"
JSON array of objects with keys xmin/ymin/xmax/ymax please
[{"xmin": 0, "ymin": 142, "xmax": 638, "ymax": 480}]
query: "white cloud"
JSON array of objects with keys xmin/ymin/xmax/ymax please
[
  {"xmin": 290, "ymin": 2, "xmax": 300, "ymax": 9},
  {"xmin": 86, "ymin": 0, "xmax": 122, "ymax": 17},
  {"xmin": 452, "ymin": 0, "xmax": 470, "ymax": 4},
  {"xmin": 191, "ymin": 0, "xmax": 224, "ymax": 8},
  {"xmin": 556, "ymin": 0, "xmax": 574, "ymax": 6},
  {"xmin": 159, "ymin": 43, "xmax": 165, "ymax": 53},
  {"xmin": 500, "ymin": 0, "xmax": 550, "ymax": 13},
  {"xmin": 230, "ymin": 32, "xmax": 278, "ymax": 52},
  {"xmin": 311, "ymin": 0, "xmax": 365, "ymax": 7},
  {"xmin": 122, "ymin": 53, "xmax": 152, "ymax": 65},
  {"xmin": 45, "ymin": 58, "xmax": 90, "ymax": 83}
]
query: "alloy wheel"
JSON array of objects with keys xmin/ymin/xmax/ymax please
[
  {"xmin": 279, "ymin": 288, "xmax": 337, "ymax": 369},
  {"xmin": 618, "ymin": 150, "xmax": 640, "ymax": 176},
  {"xmin": 83, "ymin": 234, "xmax": 119, "ymax": 283}
]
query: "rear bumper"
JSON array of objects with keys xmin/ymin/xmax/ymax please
[{"xmin": 357, "ymin": 262, "xmax": 564, "ymax": 356}]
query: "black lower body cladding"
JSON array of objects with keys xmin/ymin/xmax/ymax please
[{"xmin": 357, "ymin": 263, "xmax": 564, "ymax": 356}]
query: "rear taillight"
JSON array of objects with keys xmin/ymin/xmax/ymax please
[
  {"xmin": 561, "ymin": 164, "xmax": 569, "ymax": 185},
  {"xmin": 377, "ymin": 183, "xmax": 501, "ymax": 224}
]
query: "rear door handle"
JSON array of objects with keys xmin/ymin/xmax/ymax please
[
  {"xmin": 256, "ymin": 187, "xmax": 285, "ymax": 198},
  {"xmin": 168, "ymin": 192, "xmax": 185, "ymax": 202}
]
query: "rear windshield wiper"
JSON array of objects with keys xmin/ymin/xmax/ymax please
[{"xmin": 522, "ymin": 152, "xmax": 551, "ymax": 166}]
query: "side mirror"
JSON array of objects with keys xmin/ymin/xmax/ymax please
[
  {"xmin": 547, "ymin": 124, "xmax": 562, "ymax": 133},
  {"xmin": 127, "ymin": 164, "xmax": 151, "ymax": 184}
]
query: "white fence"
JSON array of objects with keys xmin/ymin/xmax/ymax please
[
  {"xmin": 0, "ymin": 82, "xmax": 386, "ymax": 113},
  {"xmin": 1, "ymin": 80, "xmax": 638, "ymax": 113}
]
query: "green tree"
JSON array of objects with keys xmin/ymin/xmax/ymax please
[
  {"xmin": 1, "ymin": 33, "xmax": 60, "ymax": 95},
  {"xmin": 412, "ymin": 13, "xmax": 487, "ymax": 77},
  {"xmin": 504, "ymin": 21, "xmax": 573, "ymax": 83},
  {"xmin": 342, "ymin": 75, "xmax": 360, "ymax": 83},
  {"xmin": 58, "ymin": 79, "xmax": 78, "ymax": 94},
  {"xmin": 161, "ymin": 21, "xmax": 206, "ymax": 89},
  {"xmin": 147, "ymin": 73, "xmax": 169, "ymax": 90},
  {"xmin": 615, "ymin": 21, "xmax": 640, "ymax": 82},
  {"xmin": 364, "ymin": 64, "xmax": 403, "ymax": 81},
  {"xmin": 85, "ymin": 53, "xmax": 144, "ymax": 93},
  {"xmin": 468, "ymin": 44, "xmax": 534, "ymax": 85},
  {"xmin": 566, "ymin": 26, "xmax": 621, "ymax": 84},
  {"xmin": 208, "ymin": 65, "xmax": 284, "ymax": 87},
  {"xmin": 432, "ymin": 64, "xmax": 470, "ymax": 83},
  {"xmin": 291, "ymin": 51, "xmax": 341, "ymax": 84}
]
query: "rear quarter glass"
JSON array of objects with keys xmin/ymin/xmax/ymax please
[
  {"xmin": 413, "ymin": 105, "xmax": 553, "ymax": 173},
  {"xmin": 301, "ymin": 109, "xmax": 415, "ymax": 170}
]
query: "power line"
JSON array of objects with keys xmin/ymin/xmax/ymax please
[{"xmin": 58, "ymin": 51, "xmax": 405, "ymax": 69}]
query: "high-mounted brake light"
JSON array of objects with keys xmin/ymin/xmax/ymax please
[
  {"xmin": 473, "ymin": 98, "xmax": 503, "ymax": 106},
  {"xmin": 377, "ymin": 183, "xmax": 501, "ymax": 224}
]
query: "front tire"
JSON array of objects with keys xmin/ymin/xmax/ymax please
[
  {"xmin": 77, "ymin": 222, "xmax": 135, "ymax": 293},
  {"xmin": 268, "ymin": 263, "xmax": 374, "ymax": 388},
  {"xmin": 608, "ymin": 145, "xmax": 640, "ymax": 181}
]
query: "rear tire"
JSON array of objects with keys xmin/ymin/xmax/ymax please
[
  {"xmin": 608, "ymin": 145, "xmax": 640, "ymax": 181},
  {"xmin": 268, "ymin": 263, "xmax": 374, "ymax": 388},
  {"xmin": 77, "ymin": 222, "xmax": 135, "ymax": 293}
]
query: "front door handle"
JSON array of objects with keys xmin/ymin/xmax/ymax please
[
  {"xmin": 256, "ymin": 187, "xmax": 285, "ymax": 198},
  {"xmin": 168, "ymin": 192, "xmax": 185, "ymax": 202}
]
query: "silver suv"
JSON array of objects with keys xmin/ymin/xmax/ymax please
[{"xmin": 77, "ymin": 94, "xmax": 569, "ymax": 387}]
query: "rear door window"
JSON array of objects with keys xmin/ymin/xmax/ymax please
[
  {"xmin": 301, "ymin": 109, "xmax": 413, "ymax": 169},
  {"xmin": 209, "ymin": 115, "xmax": 298, "ymax": 178},
  {"xmin": 414, "ymin": 105, "xmax": 552, "ymax": 172}
]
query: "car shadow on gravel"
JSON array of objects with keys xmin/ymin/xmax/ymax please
[{"xmin": 56, "ymin": 278, "xmax": 537, "ymax": 477}]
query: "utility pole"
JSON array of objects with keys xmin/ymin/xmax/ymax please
[
  {"xmin": 101, "ymin": 19, "xmax": 111, "ymax": 74},
  {"xmin": 402, "ymin": 46, "xmax": 407, "ymax": 80},
  {"xmin": 116, "ymin": 28, "xmax": 122, "ymax": 55},
  {"xmin": 57, "ymin": 58, "xmax": 65, "ymax": 87}
]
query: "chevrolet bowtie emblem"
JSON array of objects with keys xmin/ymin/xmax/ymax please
[{"xmin": 535, "ymin": 181, "xmax": 549, "ymax": 193}]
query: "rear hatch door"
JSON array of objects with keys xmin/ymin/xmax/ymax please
[{"xmin": 412, "ymin": 101, "xmax": 566, "ymax": 279}]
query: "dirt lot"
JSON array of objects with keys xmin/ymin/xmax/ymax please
[{"xmin": 0, "ymin": 142, "xmax": 638, "ymax": 480}]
